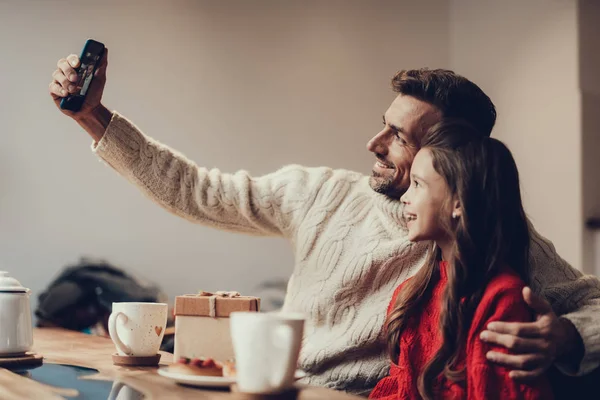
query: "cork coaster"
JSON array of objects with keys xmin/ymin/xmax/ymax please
[
  {"xmin": 112, "ymin": 353, "xmax": 161, "ymax": 367},
  {"xmin": 230, "ymin": 385, "xmax": 298, "ymax": 400},
  {"xmin": 0, "ymin": 352, "xmax": 43, "ymax": 368}
]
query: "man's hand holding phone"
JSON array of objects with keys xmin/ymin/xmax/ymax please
[{"xmin": 49, "ymin": 42, "xmax": 112, "ymax": 142}]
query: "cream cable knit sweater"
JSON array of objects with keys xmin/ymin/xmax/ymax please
[{"xmin": 93, "ymin": 111, "xmax": 600, "ymax": 395}]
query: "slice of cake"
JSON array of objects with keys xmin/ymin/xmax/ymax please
[{"xmin": 168, "ymin": 357, "xmax": 236, "ymax": 378}]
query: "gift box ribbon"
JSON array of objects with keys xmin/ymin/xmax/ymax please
[{"xmin": 198, "ymin": 290, "xmax": 241, "ymax": 317}]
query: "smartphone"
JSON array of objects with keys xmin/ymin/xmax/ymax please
[{"xmin": 59, "ymin": 39, "xmax": 105, "ymax": 112}]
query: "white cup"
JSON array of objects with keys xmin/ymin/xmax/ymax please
[
  {"xmin": 230, "ymin": 312, "xmax": 305, "ymax": 394},
  {"xmin": 107, "ymin": 381, "xmax": 145, "ymax": 400},
  {"xmin": 0, "ymin": 271, "xmax": 33, "ymax": 356},
  {"xmin": 108, "ymin": 302, "xmax": 167, "ymax": 357}
]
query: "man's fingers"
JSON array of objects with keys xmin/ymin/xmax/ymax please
[
  {"xmin": 51, "ymin": 69, "xmax": 72, "ymax": 91},
  {"xmin": 49, "ymin": 81, "xmax": 67, "ymax": 98},
  {"xmin": 485, "ymin": 321, "xmax": 541, "ymax": 338},
  {"xmin": 66, "ymin": 54, "xmax": 80, "ymax": 69},
  {"xmin": 480, "ymin": 331, "xmax": 548, "ymax": 353},
  {"xmin": 486, "ymin": 351, "xmax": 546, "ymax": 371},
  {"xmin": 522, "ymin": 286, "xmax": 552, "ymax": 315},
  {"xmin": 57, "ymin": 57, "xmax": 79, "ymax": 84},
  {"xmin": 508, "ymin": 368, "xmax": 546, "ymax": 381}
]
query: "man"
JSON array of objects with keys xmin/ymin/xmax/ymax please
[{"xmin": 49, "ymin": 49, "xmax": 600, "ymax": 395}]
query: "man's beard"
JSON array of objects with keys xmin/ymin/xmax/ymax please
[{"xmin": 369, "ymin": 171, "xmax": 406, "ymax": 199}]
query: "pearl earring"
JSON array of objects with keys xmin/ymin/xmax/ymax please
[{"xmin": 452, "ymin": 212, "xmax": 459, "ymax": 219}]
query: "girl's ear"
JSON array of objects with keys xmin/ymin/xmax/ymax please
[{"xmin": 451, "ymin": 198, "xmax": 462, "ymax": 220}]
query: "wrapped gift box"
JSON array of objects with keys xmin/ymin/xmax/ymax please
[{"xmin": 173, "ymin": 291, "xmax": 260, "ymax": 362}]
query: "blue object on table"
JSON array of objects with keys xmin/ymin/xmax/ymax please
[{"xmin": 15, "ymin": 363, "xmax": 145, "ymax": 399}]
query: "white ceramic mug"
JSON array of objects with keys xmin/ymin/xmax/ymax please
[
  {"xmin": 230, "ymin": 312, "xmax": 305, "ymax": 394},
  {"xmin": 0, "ymin": 271, "xmax": 33, "ymax": 356},
  {"xmin": 108, "ymin": 381, "xmax": 145, "ymax": 400},
  {"xmin": 108, "ymin": 302, "xmax": 167, "ymax": 357}
]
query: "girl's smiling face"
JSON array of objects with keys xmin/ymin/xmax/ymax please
[{"xmin": 400, "ymin": 148, "xmax": 458, "ymax": 245}]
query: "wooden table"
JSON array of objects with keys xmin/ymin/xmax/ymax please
[{"xmin": 0, "ymin": 328, "xmax": 362, "ymax": 400}]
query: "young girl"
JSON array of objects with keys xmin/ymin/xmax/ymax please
[{"xmin": 369, "ymin": 120, "xmax": 553, "ymax": 400}]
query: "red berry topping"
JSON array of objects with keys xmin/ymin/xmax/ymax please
[
  {"xmin": 190, "ymin": 358, "xmax": 204, "ymax": 367},
  {"xmin": 202, "ymin": 358, "xmax": 216, "ymax": 368}
]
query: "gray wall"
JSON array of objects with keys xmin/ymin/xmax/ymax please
[{"xmin": 0, "ymin": 0, "xmax": 450, "ymax": 307}]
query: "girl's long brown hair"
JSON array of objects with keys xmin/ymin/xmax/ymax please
[{"xmin": 385, "ymin": 120, "xmax": 531, "ymax": 399}]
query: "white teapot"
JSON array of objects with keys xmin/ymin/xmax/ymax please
[{"xmin": 0, "ymin": 271, "xmax": 33, "ymax": 355}]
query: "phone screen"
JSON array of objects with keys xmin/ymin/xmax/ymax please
[{"xmin": 77, "ymin": 51, "xmax": 101, "ymax": 96}]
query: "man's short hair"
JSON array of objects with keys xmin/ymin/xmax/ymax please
[{"xmin": 392, "ymin": 69, "xmax": 496, "ymax": 137}]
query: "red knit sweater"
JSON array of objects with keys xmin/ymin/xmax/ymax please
[{"xmin": 369, "ymin": 261, "xmax": 553, "ymax": 400}]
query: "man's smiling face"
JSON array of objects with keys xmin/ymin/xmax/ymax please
[{"xmin": 366, "ymin": 94, "xmax": 442, "ymax": 199}]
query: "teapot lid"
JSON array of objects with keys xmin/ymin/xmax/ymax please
[{"xmin": 0, "ymin": 271, "xmax": 28, "ymax": 292}]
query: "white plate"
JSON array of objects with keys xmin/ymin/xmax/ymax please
[{"xmin": 158, "ymin": 367, "xmax": 307, "ymax": 389}]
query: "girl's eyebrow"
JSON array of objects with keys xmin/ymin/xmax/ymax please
[{"xmin": 410, "ymin": 173, "xmax": 426, "ymax": 182}]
